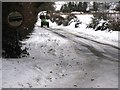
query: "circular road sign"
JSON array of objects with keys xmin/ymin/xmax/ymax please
[{"xmin": 7, "ymin": 11, "xmax": 23, "ymax": 27}]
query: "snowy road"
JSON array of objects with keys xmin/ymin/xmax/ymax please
[
  {"xmin": 47, "ymin": 27, "xmax": 119, "ymax": 62},
  {"xmin": 2, "ymin": 26, "xmax": 118, "ymax": 88}
]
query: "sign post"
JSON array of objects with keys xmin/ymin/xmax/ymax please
[
  {"xmin": 7, "ymin": 11, "xmax": 23, "ymax": 57},
  {"xmin": 8, "ymin": 11, "xmax": 23, "ymax": 42}
]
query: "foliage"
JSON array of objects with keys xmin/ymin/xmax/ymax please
[
  {"xmin": 93, "ymin": 2, "xmax": 99, "ymax": 11},
  {"xmin": 108, "ymin": 19, "xmax": 120, "ymax": 31},
  {"xmin": 60, "ymin": 2, "xmax": 88, "ymax": 13},
  {"xmin": 51, "ymin": 14, "xmax": 77, "ymax": 26},
  {"xmin": 2, "ymin": 2, "xmax": 38, "ymax": 58},
  {"xmin": 88, "ymin": 12, "xmax": 120, "ymax": 31}
]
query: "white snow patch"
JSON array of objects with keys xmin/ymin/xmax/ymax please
[
  {"xmin": 53, "ymin": 14, "xmax": 119, "ymax": 48},
  {"xmin": 60, "ymin": 15, "xmax": 68, "ymax": 18}
]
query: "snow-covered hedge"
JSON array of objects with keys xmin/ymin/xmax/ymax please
[
  {"xmin": 109, "ymin": 19, "xmax": 120, "ymax": 31},
  {"xmin": 50, "ymin": 14, "xmax": 79, "ymax": 27},
  {"xmin": 88, "ymin": 13, "xmax": 120, "ymax": 31},
  {"xmin": 88, "ymin": 18, "xmax": 109, "ymax": 31}
]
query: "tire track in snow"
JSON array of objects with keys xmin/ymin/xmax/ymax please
[
  {"xmin": 45, "ymin": 27, "xmax": 119, "ymax": 62},
  {"xmin": 47, "ymin": 27, "xmax": 120, "ymax": 50}
]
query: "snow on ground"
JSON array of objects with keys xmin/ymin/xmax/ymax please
[
  {"xmin": 60, "ymin": 15, "xmax": 68, "ymax": 18},
  {"xmin": 2, "ymin": 14, "xmax": 119, "ymax": 88},
  {"xmin": 53, "ymin": 14, "xmax": 119, "ymax": 48},
  {"xmin": 2, "ymin": 28, "xmax": 82, "ymax": 88},
  {"xmin": 2, "ymin": 27, "xmax": 118, "ymax": 88}
]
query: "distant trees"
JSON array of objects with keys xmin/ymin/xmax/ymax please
[
  {"xmin": 60, "ymin": 2, "xmax": 88, "ymax": 13},
  {"xmin": 77, "ymin": 2, "xmax": 82, "ymax": 11},
  {"xmin": 93, "ymin": 2, "xmax": 98, "ymax": 11},
  {"xmin": 82, "ymin": 2, "xmax": 87, "ymax": 12},
  {"xmin": 60, "ymin": 1, "xmax": 120, "ymax": 13},
  {"xmin": 61, "ymin": 4, "xmax": 70, "ymax": 12}
]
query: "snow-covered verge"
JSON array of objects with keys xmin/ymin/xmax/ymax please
[{"xmin": 52, "ymin": 14, "xmax": 119, "ymax": 48}]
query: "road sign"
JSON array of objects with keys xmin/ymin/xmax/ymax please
[{"xmin": 7, "ymin": 11, "xmax": 23, "ymax": 27}]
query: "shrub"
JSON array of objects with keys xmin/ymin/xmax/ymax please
[
  {"xmin": 93, "ymin": 12, "xmax": 108, "ymax": 20},
  {"xmin": 87, "ymin": 17, "xmax": 99, "ymax": 29},
  {"xmin": 88, "ymin": 12, "xmax": 120, "ymax": 31},
  {"xmin": 108, "ymin": 19, "xmax": 120, "ymax": 31},
  {"xmin": 50, "ymin": 14, "xmax": 65, "ymax": 25},
  {"xmin": 50, "ymin": 14, "xmax": 77, "ymax": 26}
]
